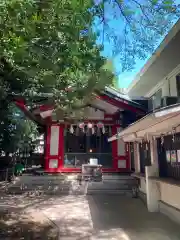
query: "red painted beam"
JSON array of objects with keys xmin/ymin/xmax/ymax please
[
  {"xmin": 14, "ymin": 100, "xmax": 45, "ymax": 125},
  {"xmin": 97, "ymin": 94, "xmax": 145, "ymax": 114}
]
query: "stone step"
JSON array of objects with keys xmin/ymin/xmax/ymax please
[
  {"xmin": 7, "ymin": 180, "xmax": 87, "ymax": 195},
  {"xmin": 88, "ymin": 182, "xmax": 132, "ymax": 189},
  {"xmin": 8, "ymin": 183, "xmax": 71, "ymax": 189},
  {"xmin": 102, "ymin": 175, "xmax": 133, "ymax": 180},
  {"xmin": 87, "ymin": 189, "xmax": 132, "ymax": 195},
  {"xmin": 8, "ymin": 186, "xmax": 70, "ymax": 191},
  {"xmin": 7, "ymin": 187, "xmax": 84, "ymax": 195}
]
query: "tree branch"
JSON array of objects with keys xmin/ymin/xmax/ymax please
[
  {"xmin": 102, "ymin": 0, "xmax": 105, "ymax": 45},
  {"xmin": 114, "ymin": 0, "xmax": 132, "ymax": 28},
  {"xmin": 131, "ymin": 0, "xmax": 163, "ymax": 34},
  {"xmin": 124, "ymin": 23, "xmax": 127, "ymax": 70}
]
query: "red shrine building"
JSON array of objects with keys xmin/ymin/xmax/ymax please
[{"xmin": 13, "ymin": 87, "xmax": 147, "ymax": 173}]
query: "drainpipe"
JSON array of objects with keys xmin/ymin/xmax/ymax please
[{"xmin": 167, "ymin": 77, "xmax": 171, "ymax": 96}]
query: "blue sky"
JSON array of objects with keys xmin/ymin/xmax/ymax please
[{"xmin": 94, "ymin": 1, "xmax": 180, "ymax": 89}]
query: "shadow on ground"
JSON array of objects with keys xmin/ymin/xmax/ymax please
[
  {"xmin": 87, "ymin": 195, "xmax": 180, "ymax": 239},
  {"xmin": 0, "ymin": 192, "xmax": 60, "ymax": 240},
  {"xmin": 1, "ymin": 183, "xmax": 180, "ymax": 239},
  {"xmin": 0, "ymin": 210, "xmax": 58, "ymax": 240}
]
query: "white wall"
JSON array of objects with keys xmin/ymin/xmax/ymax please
[
  {"xmin": 144, "ymin": 64, "xmax": 180, "ymax": 98},
  {"xmin": 160, "ymin": 182, "xmax": 180, "ymax": 210},
  {"xmin": 50, "ymin": 125, "xmax": 60, "ymax": 156}
]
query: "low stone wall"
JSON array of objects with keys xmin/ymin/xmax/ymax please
[{"xmin": 159, "ymin": 201, "xmax": 180, "ymax": 225}]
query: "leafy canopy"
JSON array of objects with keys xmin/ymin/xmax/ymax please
[
  {"xmin": 0, "ymin": 0, "xmax": 114, "ymax": 154},
  {"xmin": 0, "ymin": 0, "xmax": 179, "ymax": 155},
  {"xmin": 0, "ymin": 103, "xmax": 38, "ymax": 156},
  {"xmin": 0, "ymin": 0, "xmax": 114, "ymax": 113},
  {"xmin": 93, "ymin": 0, "xmax": 180, "ymax": 72}
]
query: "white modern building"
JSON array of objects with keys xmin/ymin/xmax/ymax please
[{"xmin": 109, "ymin": 19, "xmax": 180, "ymax": 224}]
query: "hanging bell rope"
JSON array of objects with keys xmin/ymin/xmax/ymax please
[
  {"xmin": 108, "ymin": 126, "xmax": 112, "ymax": 136},
  {"xmin": 75, "ymin": 126, "xmax": 79, "ymax": 136},
  {"xmin": 102, "ymin": 125, "xmax": 105, "ymax": 134},
  {"xmin": 70, "ymin": 125, "xmax": 74, "ymax": 134},
  {"xmin": 79, "ymin": 122, "xmax": 85, "ymax": 133},
  {"xmin": 161, "ymin": 134, "xmax": 164, "ymax": 145},
  {"xmin": 172, "ymin": 127, "xmax": 176, "ymax": 142},
  {"xmin": 92, "ymin": 126, "xmax": 95, "ymax": 135},
  {"xmin": 69, "ymin": 121, "xmax": 108, "ymax": 135}
]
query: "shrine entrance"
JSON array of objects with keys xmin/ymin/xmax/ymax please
[
  {"xmin": 13, "ymin": 87, "xmax": 146, "ymax": 173},
  {"xmin": 64, "ymin": 125, "xmax": 112, "ymax": 168}
]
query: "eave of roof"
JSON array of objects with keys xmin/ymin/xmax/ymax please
[
  {"xmin": 127, "ymin": 19, "xmax": 180, "ymax": 95},
  {"xmin": 103, "ymin": 87, "xmax": 147, "ymax": 112},
  {"xmin": 108, "ymin": 103, "xmax": 180, "ymax": 142}
]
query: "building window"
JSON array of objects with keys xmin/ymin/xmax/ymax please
[
  {"xmin": 158, "ymin": 134, "xmax": 180, "ymax": 180},
  {"xmin": 151, "ymin": 89, "xmax": 162, "ymax": 110},
  {"xmin": 64, "ymin": 126, "xmax": 112, "ymax": 168}
]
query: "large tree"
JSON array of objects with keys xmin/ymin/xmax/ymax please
[
  {"xmin": 0, "ymin": 0, "xmax": 114, "ymax": 155},
  {"xmin": 0, "ymin": 0, "xmax": 114, "ymax": 113},
  {"xmin": 93, "ymin": 0, "xmax": 180, "ymax": 72},
  {"xmin": 0, "ymin": 0, "xmax": 179, "ymax": 156},
  {"xmin": 0, "ymin": 0, "xmax": 179, "ymax": 110}
]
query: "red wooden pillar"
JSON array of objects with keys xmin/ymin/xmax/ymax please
[
  {"xmin": 111, "ymin": 125, "xmax": 130, "ymax": 172},
  {"xmin": 45, "ymin": 124, "xmax": 64, "ymax": 172},
  {"xmin": 112, "ymin": 125, "xmax": 118, "ymax": 170}
]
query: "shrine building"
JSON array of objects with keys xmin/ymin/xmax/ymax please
[{"xmin": 13, "ymin": 87, "xmax": 147, "ymax": 173}]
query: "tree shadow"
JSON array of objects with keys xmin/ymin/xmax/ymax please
[
  {"xmin": 36, "ymin": 195, "xmax": 94, "ymax": 239},
  {"xmin": 0, "ymin": 210, "xmax": 59, "ymax": 239}
]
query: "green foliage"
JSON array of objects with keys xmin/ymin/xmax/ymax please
[
  {"xmin": 0, "ymin": 0, "xmax": 114, "ymax": 112},
  {"xmin": 0, "ymin": 0, "xmax": 115, "ymax": 154},
  {"xmin": 0, "ymin": 103, "xmax": 38, "ymax": 155},
  {"xmin": 0, "ymin": 0, "xmax": 178, "ymax": 154},
  {"xmin": 94, "ymin": 0, "xmax": 180, "ymax": 72},
  {"xmin": 102, "ymin": 60, "xmax": 118, "ymax": 88}
]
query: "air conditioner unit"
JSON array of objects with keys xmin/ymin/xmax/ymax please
[{"xmin": 161, "ymin": 96, "xmax": 179, "ymax": 108}]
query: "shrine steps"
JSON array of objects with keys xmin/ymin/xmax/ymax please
[
  {"xmin": 87, "ymin": 174, "xmax": 135, "ymax": 195},
  {"xmin": 6, "ymin": 174, "xmax": 136, "ymax": 196},
  {"xmin": 6, "ymin": 175, "xmax": 83, "ymax": 195}
]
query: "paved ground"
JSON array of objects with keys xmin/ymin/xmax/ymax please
[
  {"xmin": 0, "ymin": 187, "xmax": 180, "ymax": 239},
  {"xmin": 30, "ymin": 194, "xmax": 180, "ymax": 239},
  {"xmin": 88, "ymin": 195, "xmax": 180, "ymax": 240}
]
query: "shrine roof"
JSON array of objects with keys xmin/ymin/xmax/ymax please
[
  {"xmin": 11, "ymin": 87, "xmax": 147, "ymax": 124},
  {"xmin": 103, "ymin": 87, "xmax": 147, "ymax": 112}
]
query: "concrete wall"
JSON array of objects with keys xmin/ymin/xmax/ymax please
[
  {"xmin": 144, "ymin": 64, "xmax": 180, "ymax": 98},
  {"xmin": 160, "ymin": 182, "xmax": 180, "ymax": 210},
  {"xmin": 158, "ymin": 182, "xmax": 180, "ymax": 224}
]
